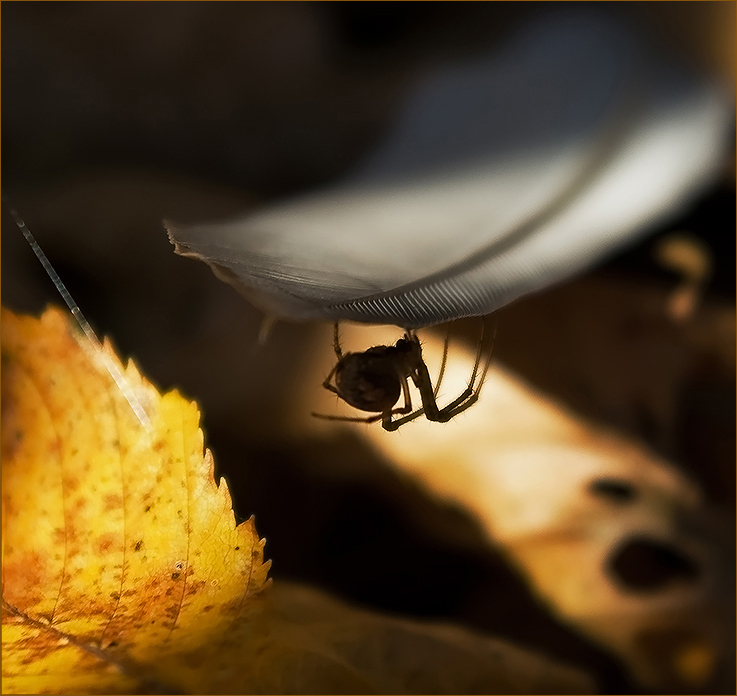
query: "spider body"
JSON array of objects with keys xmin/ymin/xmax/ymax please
[
  {"xmin": 333, "ymin": 342, "xmax": 412, "ymax": 412},
  {"xmin": 313, "ymin": 323, "xmax": 493, "ymax": 431}
]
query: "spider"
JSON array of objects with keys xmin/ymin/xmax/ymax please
[{"xmin": 312, "ymin": 321, "xmax": 494, "ymax": 431}]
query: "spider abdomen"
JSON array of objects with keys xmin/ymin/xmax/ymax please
[{"xmin": 335, "ymin": 351, "xmax": 401, "ymax": 412}]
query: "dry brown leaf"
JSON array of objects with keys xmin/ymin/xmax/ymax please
[
  {"xmin": 246, "ymin": 581, "xmax": 594, "ymax": 694},
  {"xmin": 294, "ymin": 322, "xmax": 731, "ymax": 691},
  {"xmin": 2, "ymin": 306, "xmax": 596, "ymax": 694}
]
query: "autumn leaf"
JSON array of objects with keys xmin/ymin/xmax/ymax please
[
  {"xmin": 296, "ymin": 321, "xmax": 731, "ymax": 691},
  {"xmin": 2, "ymin": 306, "xmax": 270, "ymax": 693},
  {"xmin": 2, "ymin": 307, "xmax": 597, "ymax": 694}
]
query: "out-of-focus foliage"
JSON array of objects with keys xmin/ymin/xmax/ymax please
[
  {"xmin": 1, "ymin": 307, "xmax": 595, "ymax": 694},
  {"xmin": 2, "ymin": 4, "xmax": 732, "ymax": 693},
  {"xmin": 298, "ymin": 317, "xmax": 734, "ymax": 691}
]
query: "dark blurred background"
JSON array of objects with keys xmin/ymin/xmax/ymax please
[{"xmin": 2, "ymin": 3, "xmax": 734, "ymax": 693}]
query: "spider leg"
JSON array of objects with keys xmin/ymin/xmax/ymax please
[
  {"xmin": 333, "ymin": 321, "xmax": 343, "ymax": 359},
  {"xmin": 433, "ymin": 316, "xmax": 497, "ymax": 421},
  {"xmin": 383, "ymin": 348, "xmax": 439, "ymax": 430},
  {"xmin": 315, "ymin": 369, "xmax": 415, "ymax": 427},
  {"xmin": 315, "ymin": 330, "xmax": 346, "ymax": 403},
  {"xmin": 383, "ymin": 321, "xmax": 493, "ymax": 429},
  {"xmin": 382, "ymin": 375, "xmax": 419, "ymax": 431},
  {"xmin": 465, "ymin": 317, "xmax": 487, "ymax": 392},
  {"xmin": 405, "ymin": 320, "xmax": 486, "ymax": 424},
  {"xmin": 312, "ymin": 411, "xmax": 386, "ymax": 424},
  {"xmin": 386, "ymin": 378, "xmax": 483, "ymax": 428},
  {"xmin": 408, "ymin": 351, "xmax": 442, "ymax": 421},
  {"xmin": 433, "ymin": 326, "xmax": 450, "ymax": 398},
  {"xmin": 474, "ymin": 317, "xmax": 497, "ymax": 396},
  {"xmin": 382, "ymin": 405, "xmax": 427, "ymax": 431},
  {"xmin": 314, "ymin": 385, "xmax": 413, "ymax": 426},
  {"xmin": 320, "ymin": 361, "xmax": 341, "ymax": 395}
]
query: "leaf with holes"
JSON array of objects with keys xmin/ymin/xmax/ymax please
[
  {"xmin": 1, "ymin": 307, "xmax": 270, "ymax": 694},
  {"xmin": 298, "ymin": 321, "xmax": 725, "ymax": 691}
]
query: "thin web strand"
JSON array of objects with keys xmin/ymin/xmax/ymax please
[{"xmin": 3, "ymin": 196, "xmax": 153, "ymax": 432}]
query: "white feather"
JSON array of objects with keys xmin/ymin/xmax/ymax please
[{"xmin": 167, "ymin": 9, "xmax": 732, "ymax": 328}]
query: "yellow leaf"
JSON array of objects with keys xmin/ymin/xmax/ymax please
[
  {"xmin": 2, "ymin": 306, "xmax": 270, "ymax": 694},
  {"xmin": 2, "ymin": 306, "xmax": 597, "ymax": 694}
]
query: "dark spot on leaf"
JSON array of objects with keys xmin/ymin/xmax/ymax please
[
  {"xmin": 103, "ymin": 493, "xmax": 122, "ymax": 511},
  {"xmin": 144, "ymin": 505, "xmax": 152, "ymax": 513},
  {"xmin": 203, "ymin": 605, "xmax": 214, "ymax": 613},
  {"xmin": 606, "ymin": 536, "xmax": 700, "ymax": 592},
  {"xmin": 235, "ymin": 546, "xmax": 240, "ymax": 551},
  {"xmin": 134, "ymin": 540, "xmax": 143, "ymax": 552},
  {"xmin": 171, "ymin": 572, "xmax": 180, "ymax": 580},
  {"xmin": 588, "ymin": 478, "xmax": 637, "ymax": 503},
  {"xmin": 96, "ymin": 534, "xmax": 115, "ymax": 553}
]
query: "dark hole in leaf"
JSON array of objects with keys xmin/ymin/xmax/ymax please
[
  {"xmin": 588, "ymin": 478, "xmax": 637, "ymax": 503},
  {"xmin": 606, "ymin": 537, "xmax": 700, "ymax": 592}
]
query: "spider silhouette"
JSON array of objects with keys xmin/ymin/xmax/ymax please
[{"xmin": 312, "ymin": 321, "xmax": 494, "ymax": 431}]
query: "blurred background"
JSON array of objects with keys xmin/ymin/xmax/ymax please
[{"xmin": 2, "ymin": 2, "xmax": 734, "ymax": 693}]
